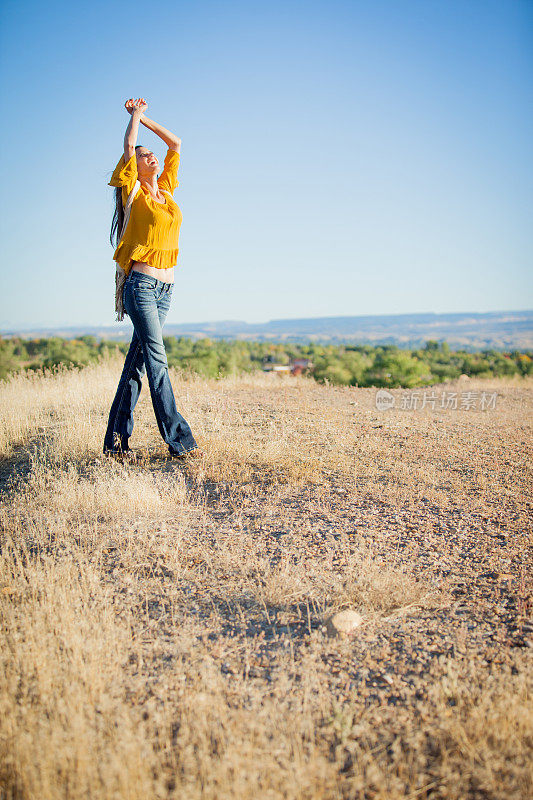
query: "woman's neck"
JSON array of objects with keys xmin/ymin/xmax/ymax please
[{"xmin": 139, "ymin": 176, "xmax": 160, "ymax": 195}]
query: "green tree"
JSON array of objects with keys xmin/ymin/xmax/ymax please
[{"xmin": 365, "ymin": 351, "xmax": 429, "ymax": 388}]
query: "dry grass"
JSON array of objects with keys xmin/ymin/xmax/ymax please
[{"xmin": 0, "ymin": 359, "xmax": 532, "ymax": 799}]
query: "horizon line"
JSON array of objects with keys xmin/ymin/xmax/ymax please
[{"xmin": 1, "ymin": 307, "xmax": 532, "ymax": 333}]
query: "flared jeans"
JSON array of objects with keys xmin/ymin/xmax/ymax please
[{"xmin": 103, "ymin": 271, "xmax": 198, "ymax": 455}]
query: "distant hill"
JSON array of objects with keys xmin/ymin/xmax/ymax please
[{"xmin": 2, "ymin": 309, "xmax": 532, "ymax": 351}]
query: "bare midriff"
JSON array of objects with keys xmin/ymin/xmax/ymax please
[{"xmin": 131, "ymin": 261, "xmax": 174, "ymax": 283}]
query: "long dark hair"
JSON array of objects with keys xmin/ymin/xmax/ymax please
[{"xmin": 109, "ymin": 145, "xmax": 144, "ymax": 248}]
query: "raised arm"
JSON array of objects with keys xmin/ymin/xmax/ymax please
[
  {"xmin": 139, "ymin": 113, "xmax": 181, "ymax": 154},
  {"xmin": 123, "ymin": 98, "xmax": 146, "ymax": 161}
]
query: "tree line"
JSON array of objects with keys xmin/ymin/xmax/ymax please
[{"xmin": 0, "ymin": 335, "xmax": 531, "ymax": 387}]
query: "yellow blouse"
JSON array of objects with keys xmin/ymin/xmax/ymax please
[{"xmin": 108, "ymin": 147, "xmax": 183, "ymax": 274}]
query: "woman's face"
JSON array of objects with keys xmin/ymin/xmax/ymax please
[{"xmin": 136, "ymin": 148, "xmax": 159, "ymax": 177}]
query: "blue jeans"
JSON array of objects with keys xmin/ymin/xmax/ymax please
[{"xmin": 103, "ymin": 271, "xmax": 198, "ymax": 455}]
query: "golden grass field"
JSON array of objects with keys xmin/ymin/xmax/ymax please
[{"xmin": 0, "ymin": 357, "xmax": 531, "ymax": 799}]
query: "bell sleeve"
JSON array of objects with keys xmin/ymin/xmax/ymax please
[
  {"xmin": 157, "ymin": 148, "xmax": 180, "ymax": 194},
  {"xmin": 108, "ymin": 153, "xmax": 139, "ymax": 202}
]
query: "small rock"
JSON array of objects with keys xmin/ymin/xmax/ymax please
[{"xmin": 326, "ymin": 610, "xmax": 364, "ymax": 637}]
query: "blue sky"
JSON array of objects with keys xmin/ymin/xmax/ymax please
[{"xmin": 0, "ymin": 0, "xmax": 531, "ymax": 329}]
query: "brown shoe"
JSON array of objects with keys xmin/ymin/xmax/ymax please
[
  {"xmin": 104, "ymin": 449, "xmax": 138, "ymax": 463},
  {"xmin": 171, "ymin": 447, "xmax": 204, "ymax": 460}
]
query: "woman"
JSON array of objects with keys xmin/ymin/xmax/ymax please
[{"xmin": 103, "ymin": 97, "xmax": 201, "ymax": 461}]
